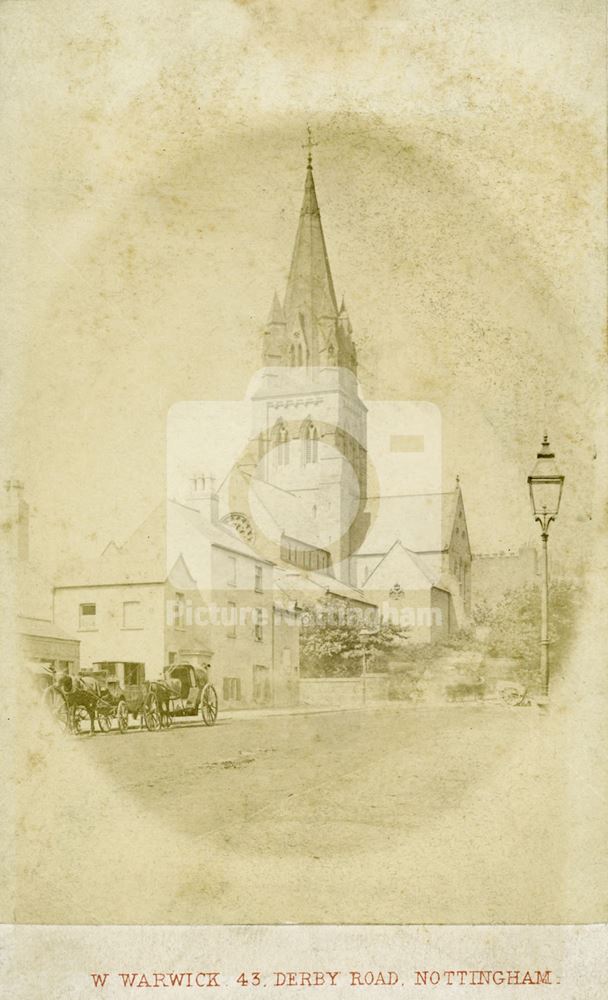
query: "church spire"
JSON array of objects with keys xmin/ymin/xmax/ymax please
[{"xmin": 283, "ymin": 155, "xmax": 338, "ymax": 364}]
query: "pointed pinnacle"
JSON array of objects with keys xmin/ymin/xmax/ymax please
[
  {"xmin": 267, "ymin": 291, "xmax": 285, "ymax": 325},
  {"xmin": 301, "ymin": 164, "xmax": 319, "ymax": 215}
]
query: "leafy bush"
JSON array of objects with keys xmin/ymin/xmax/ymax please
[{"xmin": 300, "ymin": 599, "xmax": 410, "ymax": 677}]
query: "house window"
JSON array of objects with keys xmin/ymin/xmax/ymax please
[
  {"xmin": 223, "ymin": 677, "xmax": 241, "ymax": 701},
  {"xmin": 168, "ymin": 652, "xmax": 176, "ymax": 666},
  {"xmin": 79, "ymin": 603, "xmax": 97, "ymax": 630},
  {"xmin": 227, "ymin": 556, "xmax": 237, "ymax": 587},
  {"xmin": 122, "ymin": 600, "xmax": 142, "ymax": 629},
  {"xmin": 254, "ymin": 564, "xmax": 263, "ymax": 593},
  {"xmin": 254, "ymin": 608, "xmax": 264, "ymax": 642},
  {"xmin": 226, "ymin": 600, "xmax": 237, "ymax": 638}
]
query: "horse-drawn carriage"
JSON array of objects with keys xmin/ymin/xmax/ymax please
[
  {"xmin": 40, "ymin": 670, "xmax": 135, "ymax": 734},
  {"xmin": 38, "ymin": 662, "xmax": 218, "ymax": 734},
  {"xmin": 151, "ymin": 663, "xmax": 218, "ymax": 727}
]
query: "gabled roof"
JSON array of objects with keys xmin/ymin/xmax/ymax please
[
  {"xmin": 358, "ymin": 488, "xmax": 463, "ymax": 555},
  {"xmin": 362, "ymin": 541, "xmax": 446, "ymax": 592}
]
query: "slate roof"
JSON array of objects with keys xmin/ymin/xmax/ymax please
[
  {"xmin": 18, "ymin": 615, "xmax": 79, "ymax": 642},
  {"xmin": 357, "ymin": 489, "xmax": 460, "ymax": 555}
]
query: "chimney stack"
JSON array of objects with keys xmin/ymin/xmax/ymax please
[{"xmin": 187, "ymin": 473, "xmax": 219, "ymax": 523}]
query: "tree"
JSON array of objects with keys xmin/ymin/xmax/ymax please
[
  {"xmin": 299, "ymin": 599, "xmax": 410, "ymax": 677},
  {"xmin": 472, "ymin": 579, "xmax": 583, "ymax": 671}
]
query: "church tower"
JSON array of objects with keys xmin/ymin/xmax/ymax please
[{"xmin": 252, "ymin": 149, "xmax": 367, "ymax": 586}]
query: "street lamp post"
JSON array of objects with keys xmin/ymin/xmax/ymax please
[{"xmin": 527, "ymin": 435, "xmax": 565, "ymax": 701}]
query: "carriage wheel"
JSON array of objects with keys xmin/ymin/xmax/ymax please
[
  {"xmin": 42, "ymin": 686, "xmax": 70, "ymax": 734},
  {"xmin": 97, "ymin": 712, "xmax": 112, "ymax": 733},
  {"xmin": 144, "ymin": 693, "xmax": 161, "ymax": 732},
  {"xmin": 499, "ymin": 685, "xmax": 526, "ymax": 707},
  {"xmin": 116, "ymin": 699, "xmax": 129, "ymax": 734},
  {"xmin": 200, "ymin": 683, "xmax": 218, "ymax": 726}
]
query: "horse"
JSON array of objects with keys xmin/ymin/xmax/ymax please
[
  {"xmin": 53, "ymin": 673, "xmax": 106, "ymax": 734},
  {"xmin": 149, "ymin": 678, "xmax": 180, "ymax": 728}
]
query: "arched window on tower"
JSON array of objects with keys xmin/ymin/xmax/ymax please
[
  {"xmin": 273, "ymin": 421, "xmax": 290, "ymax": 466},
  {"xmin": 291, "ymin": 331, "xmax": 308, "ymax": 368},
  {"xmin": 302, "ymin": 420, "xmax": 319, "ymax": 464},
  {"xmin": 280, "ymin": 424, "xmax": 290, "ymax": 464}
]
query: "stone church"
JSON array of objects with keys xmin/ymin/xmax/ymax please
[{"xmin": 207, "ymin": 151, "xmax": 472, "ymax": 642}]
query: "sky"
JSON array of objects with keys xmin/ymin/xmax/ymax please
[{"xmin": 2, "ymin": 0, "xmax": 605, "ymax": 576}]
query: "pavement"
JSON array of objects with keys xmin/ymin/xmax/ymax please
[{"xmin": 220, "ymin": 699, "xmax": 391, "ymax": 721}]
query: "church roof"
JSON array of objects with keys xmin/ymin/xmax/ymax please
[
  {"xmin": 248, "ymin": 476, "xmax": 322, "ymax": 548},
  {"xmin": 358, "ymin": 489, "xmax": 461, "ymax": 555},
  {"xmin": 220, "ymin": 469, "xmax": 323, "ymax": 550},
  {"xmin": 283, "ymin": 162, "xmax": 338, "ymax": 339},
  {"xmin": 274, "ymin": 567, "xmax": 376, "ymax": 607},
  {"xmin": 362, "ymin": 541, "xmax": 445, "ymax": 591}
]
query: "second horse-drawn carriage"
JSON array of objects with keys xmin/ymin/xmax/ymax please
[{"xmin": 149, "ymin": 663, "xmax": 219, "ymax": 728}]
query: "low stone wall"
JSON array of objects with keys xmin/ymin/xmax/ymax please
[{"xmin": 299, "ymin": 674, "xmax": 389, "ymax": 708}]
